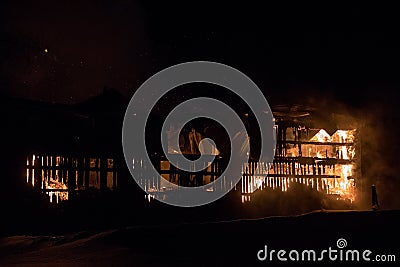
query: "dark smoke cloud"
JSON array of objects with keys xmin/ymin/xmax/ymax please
[{"xmin": 296, "ymin": 89, "xmax": 400, "ymax": 210}]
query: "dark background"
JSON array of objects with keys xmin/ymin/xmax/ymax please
[
  {"xmin": 1, "ymin": 1, "xmax": 400, "ymax": 225},
  {"xmin": 1, "ymin": 2, "xmax": 399, "ymax": 105},
  {"xmin": 1, "ymin": 2, "xmax": 400, "ymax": 266}
]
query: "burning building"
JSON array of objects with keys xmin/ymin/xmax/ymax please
[
  {"xmin": 26, "ymin": 154, "xmax": 120, "ymax": 203},
  {"xmin": 141, "ymin": 102, "xmax": 360, "ymax": 205},
  {"xmin": 17, "ymin": 88, "xmax": 127, "ymax": 203},
  {"xmin": 241, "ymin": 104, "xmax": 360, "ymax": 203},
  {"xmin": 18, "ymin": 89, "xmax": 361, "ymax": 205}
]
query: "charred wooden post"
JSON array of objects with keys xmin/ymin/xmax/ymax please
[
  {"xmin": 95, "ymin": 158, "xmax": 100, "ymax": 186},
  {"xmin": 43, "ymin": 155, "xmax": 47, "ymax": 186},
  {"xmin": 67, "ymin": 156, "xmax": 76, "ymax": 197},
  {"xmin": 51, "ymin": 156, "xmax": 56, "ymax": 182},
  {"xmin": 84, "ymin": 157, "xmax": 90, "ymax": 189},
  {"xmin": 34, "ymin": 155, "xmax": 41, "ymax": 190},
  {"xmin": 371, "ymin": 184, "xmax": 379, "ymax": 210},
  {"xmin": 113, "ymin": 159, "xmax": 118, "ymax": 190},
  {"xmin": 61, "ymin": 156, "xmax": 66, "ymax": 184},
  {"xmin": 27, "ymin": 155, "xmax": 33, "ymax": 186},
  {"xmin": 100, "ymin": 157, "xmax": 107, "ymax": 190},
  {"xmin": 77, "ymin": 156, "xmax": 84, "ymax": 189}
]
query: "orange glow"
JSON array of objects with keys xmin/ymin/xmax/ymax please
[
  {"xmin": 311, "ymin": 129, "xmax": 331, "ymax": 142},
  {"xmin": 241, "ymin": 129, "xmax": 357, "ymax": 202},
  {"xmin": 26, "ymin": 154, "xmax": 69, "ymax": 203},
  {"xmin": 44, "ymin": 178, "xmax": 68, "ymax": 203}
]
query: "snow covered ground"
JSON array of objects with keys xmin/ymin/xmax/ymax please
[{"xmin": 1, "ymin": 210, "xmax": 399, "ymax": 266}]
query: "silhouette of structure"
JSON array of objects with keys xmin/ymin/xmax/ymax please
[
  {"xmin": 4, "ymin": 88, "xmax": 129, "ymax": 203},
  {"xmin": 5, "ymin": 90, "xmax": 361, "ymax": 204},
  {"xmin": 240, "ymin": 104, "xmax": 361, "ymax": 203}
]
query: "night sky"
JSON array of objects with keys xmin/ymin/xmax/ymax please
[{"xmin": 1, "ymin": 1, "xmax": 399, "ymax": 108}]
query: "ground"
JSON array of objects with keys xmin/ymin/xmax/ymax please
[{"xmin": 1, "ymin": 209, "xmax": 399, "ymax": 266}]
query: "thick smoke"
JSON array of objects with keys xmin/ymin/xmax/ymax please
[{"xmin": 292, "ymin": 91, "xmax": 400, "ymax": 210}]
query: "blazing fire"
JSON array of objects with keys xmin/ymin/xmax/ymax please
[
  {"xmin": 26, "ymin": 155, "xmax": 119, "ymax": 203},
  {"xmin": 26, "ymin": 155, "xmax": 69, "ymax": 203},
  {"xmin": 241, "ymin": 128, "xmax": 357, "ymax": 202},
  {"xmin": 44, "ymin": 178, "xmax": 68, "ymax": 204},
  {"xmin": 327, "ymin": 129, "xmax": 356, "ymax": 201}
]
